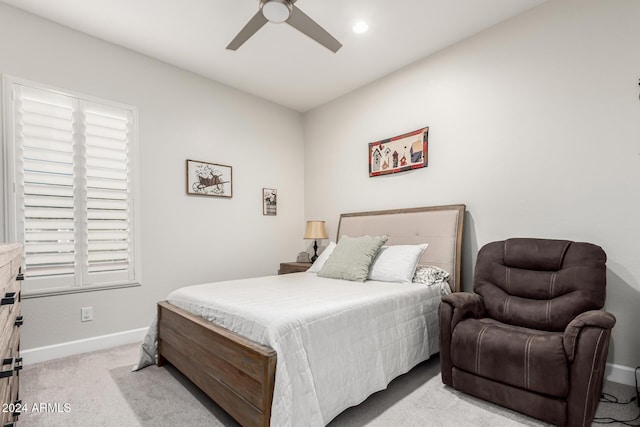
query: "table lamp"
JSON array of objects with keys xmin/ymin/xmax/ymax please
[{"xmin": 303, "ymin": 220, "xmax": 328, "ymax": 262}]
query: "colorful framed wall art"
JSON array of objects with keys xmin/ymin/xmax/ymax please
[{"xmin": 368, "ymin": 127, "xmax": 428, "ymax": 177}]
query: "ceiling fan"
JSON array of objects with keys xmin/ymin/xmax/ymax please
[{"xmin": 227, "ymin": 0, "xmax": 342, "ymax": 53}]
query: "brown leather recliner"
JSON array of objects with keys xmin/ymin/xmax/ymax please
[{"xmin": 439, "ymin": 238, "xmax": 616, "ymax": 427}]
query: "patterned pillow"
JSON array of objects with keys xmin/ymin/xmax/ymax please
[{"xmin": 413, "ymin": 265, "xmax": 451, "ymax": 294}]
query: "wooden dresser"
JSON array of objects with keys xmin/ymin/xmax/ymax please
[{"xmin": 0, "ymin": 244, "xmax": 23, "ymax": 427}]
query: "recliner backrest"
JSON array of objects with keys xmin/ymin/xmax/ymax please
[{"xmin": 474, "ymin": 238, "xmax": 607, "ymax": 331}]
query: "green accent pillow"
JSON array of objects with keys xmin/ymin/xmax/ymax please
[{"xmin": 317, "ymin": 235, "xmax": 388, "ymax": 282}]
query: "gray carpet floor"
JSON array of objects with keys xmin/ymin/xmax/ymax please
[{"xmin": 19, "ymin": 343, "xmax": 639, "ymax": 426}]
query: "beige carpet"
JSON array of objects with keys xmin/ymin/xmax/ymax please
[{"xmin": 19, "ymin": 343, "xmax": 638, "ymax": 426}]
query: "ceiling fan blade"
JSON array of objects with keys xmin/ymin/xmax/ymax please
[
  {"xmin": 226, "ymin": 11, "xmax": 269, "ymax": 50},
  {"xmin": 287, "ymin": 6, "xmax": 342, "ymax": 53}
]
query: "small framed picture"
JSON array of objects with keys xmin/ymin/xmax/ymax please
[
  {"xmin": 186, "ymin": 159, "xmax": 232, "ymax": 198},
  {"xmin": 263, "ymin": 188, "xmax": 277, "ymax": 216}
]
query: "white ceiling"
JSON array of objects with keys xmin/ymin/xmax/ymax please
[{"xmin": 1, "ymin": 0, "xmax": 546, "ymax": 112}]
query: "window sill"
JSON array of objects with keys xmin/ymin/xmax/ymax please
[{"xmin": 22, "ymin": 281, "xmax": 142, "ymax": 299}]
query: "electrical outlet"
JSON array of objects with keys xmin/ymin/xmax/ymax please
[{"xmin": 81, "ymin": 307, "xmax": 93, "ymax": 322}]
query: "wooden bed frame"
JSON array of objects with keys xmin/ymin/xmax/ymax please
[{"xmin": 157, "ymin": 204, "xmax": 465, "ymax": 427}]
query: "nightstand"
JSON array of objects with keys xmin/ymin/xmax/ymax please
[{"xmin": 278, "ymin": 262, "xmax": 312, "ymax": 275}]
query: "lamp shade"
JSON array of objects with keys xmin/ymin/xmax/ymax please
[{"xmin": 303, "ymin": 221, "xmax": 328, "ymax": 240}]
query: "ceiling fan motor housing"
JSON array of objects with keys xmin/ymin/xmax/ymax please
[{"xmin": 260, "ymin": 0, "xmax": 292, "ymax": 23}]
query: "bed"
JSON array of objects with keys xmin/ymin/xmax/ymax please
[{"xmin": 149, "ymin": 204, "xmax": 465, "ymax": 427}]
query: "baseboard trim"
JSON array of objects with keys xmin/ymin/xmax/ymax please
[
  {"xmin": 606, "ymin": 362, "xmax": 638, "ymax": 387},
  {"xmin": 21, "ymin": 327, "xmax": 148, "ymax": 365}
]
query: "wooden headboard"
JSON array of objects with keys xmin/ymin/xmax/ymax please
[{"xmin": 336, "ymin": 205, "xmax": 465, "ymax": 292}]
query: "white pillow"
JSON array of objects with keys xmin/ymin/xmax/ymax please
[
  {"xmin": 367, "ymin": 244, "xmax": 428, "ymax": 283},
  {"xmin": 306, "ymin": 241, "xmax": 336, "ymax": 273}
]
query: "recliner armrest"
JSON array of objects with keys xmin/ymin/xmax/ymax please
[
  {"xmin": 439, "ymin": 292, "xmax": 485, "ymax": 386},
  {"xmin": 441, "ymin": 292, "xmax": 485, "ymax": 331},
  {"xmin": 563, "ymin": 310, "xmax": 616, "ymax": 361}
]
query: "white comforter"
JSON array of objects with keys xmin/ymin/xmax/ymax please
[{"xmin": 136, "ymin": 272, "xmax": 443, "ymax": 426}]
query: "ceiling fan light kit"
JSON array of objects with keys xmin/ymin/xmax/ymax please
[
  {"xmin": 227, "ymin": 0, "xmax": 342, "ymax": 53},
  {"xmin": 260, "ymin": 0, "xmax": 291, "ymax": 23}
]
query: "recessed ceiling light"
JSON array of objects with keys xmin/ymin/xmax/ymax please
[{"xmin": 352, "ymin": 21, "xmax": 369, "ymax": 34}]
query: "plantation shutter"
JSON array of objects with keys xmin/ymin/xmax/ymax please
[
  {"xmin": 15, "ymin": 85, "xmax": 76, "ymax": 287},
  {"xmin": 10, "ymin": 81, "xmax": 137, "ymax": 294},
  {"xmin": 82, "ymin": 101, "xmax": 133, "ymax": 284}
]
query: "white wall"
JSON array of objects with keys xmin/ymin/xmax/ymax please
[
  {"xmin": 0, "ymin": 4, "xmax": 305, "ymax": 349},
  {"xmin": 303, "ymin": 0, "xmax": 640, "ymax": 368},
  {"xmin": 2, "ymin": 0, "xmax": 639, "ymax": 371}
]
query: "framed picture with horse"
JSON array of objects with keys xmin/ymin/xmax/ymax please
[{"xmin": 186, "ymin": 159, "xmax": 233, "ymax": 198}]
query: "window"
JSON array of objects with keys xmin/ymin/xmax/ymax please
[{"xmin": 3, "ymin": 77, "xmax": 140, "ymax": 296}]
